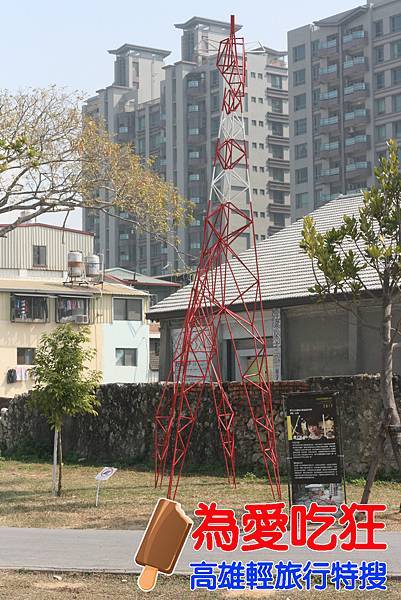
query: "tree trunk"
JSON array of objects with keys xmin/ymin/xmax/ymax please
[
  {"xmin": 361, "ymin": 419, "xmax": 387, "ymax": 504},
  {"xmin": 57, "ymin": 428, "xmax": 63, "ymax": 497},
  {"xmin": 52, "ymin": 429, "xmax": 59, "ymax": 497},
  {"xmin": 381, "ymin": 291, "xmax": 401, "ymax": 473}
]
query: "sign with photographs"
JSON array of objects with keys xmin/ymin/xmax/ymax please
[{"xmin": 283, "ymin": 391, "xmax": 346, "ymax": 510}]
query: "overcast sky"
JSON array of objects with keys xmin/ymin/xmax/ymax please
[{"xmin": 2, "ymin": 0, "xmax": 359, "ymax": 229}]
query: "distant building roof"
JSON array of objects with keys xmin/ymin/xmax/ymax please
[
  {"xmin": 174, "ymin": 16, "xmax": 242, "ymax": 31},
  {"xmin": 314, "ymin": 5, "xmax": 368, "ymax": 27},
  {"xmin": 0, "ymin": 278, "xmax": 147, "ymax": 297},
  {"xmin": 0, "ymin": 223, "xmax": 93, "ymax": 236},
  {"xmin": 105, "ymin": 268, "xmax": 180, "ymax": 288},
  {"xmin": 108, "ymin": 44, "xmax": 171, "ymax": 58},
  {"xmin": 148, "ymin": 194, "xmax": 380, "ymax": 319}
]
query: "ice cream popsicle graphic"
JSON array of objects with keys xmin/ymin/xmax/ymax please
[{"xmin": 135, "ymin": 498, "xmax": 193, "ymax": 592}]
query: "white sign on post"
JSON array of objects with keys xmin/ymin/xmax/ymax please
[{"xmin": 95, "ymin": 467, "xmax": 117, "ymax": 506}]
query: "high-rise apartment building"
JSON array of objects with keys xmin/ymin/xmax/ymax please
[
  {"xmin": 288, "ymin": 0, "xmax": 401, "ymax": 222},
  {"xmin": 84, "ymin": 17, "xmax": 289, "ymax": 275}
]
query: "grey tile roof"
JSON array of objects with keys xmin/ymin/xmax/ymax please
[{"xmin": 148, "ymin": 194, "xmax": 381, "ymax": 319}]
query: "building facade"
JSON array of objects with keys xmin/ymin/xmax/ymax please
[
  {"xmin": 84, "ymin": 17, "xmax": 290, "ymax": 275},
  {"xmin": 0, "ymin": 224, "xmax": 156, "ymax": 399},
  {"xmin": 288, "ymin": 0, "xmax": 401, "ymax": 222}
]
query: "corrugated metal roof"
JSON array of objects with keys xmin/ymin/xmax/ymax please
[
  {"xmin": 0, "ymin": 279, "xmax": 147, "ymax": 297},
  {"xmin": 148, "ymin": 194, "xmax": 381, "ymax": 319}
]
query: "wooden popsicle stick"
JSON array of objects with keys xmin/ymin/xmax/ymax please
[{"xmin": 138, "ymin": 565, "xmax": 158, "ymax": 592}]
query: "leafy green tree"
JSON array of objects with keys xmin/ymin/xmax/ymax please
[
  {"xmin": 301, "ymin": 139, "xmax": 401, "ymax": 501},
  {"xmin": 30, "ymin": 324, "xmax": 102, "ymax": 496}
]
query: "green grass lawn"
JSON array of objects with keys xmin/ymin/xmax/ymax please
[{"xmin": 0, "ymin": 458, "xmax": 400, "ymax": 530}]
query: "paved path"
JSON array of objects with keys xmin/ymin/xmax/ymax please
[{"xmin": 0, "ymin": 528, "xmax": 400, "ymax": 575}]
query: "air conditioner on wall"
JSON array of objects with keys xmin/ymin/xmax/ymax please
[{"xmin": 75, "ymin": 315, "xmax": 89, "ymax": 324}]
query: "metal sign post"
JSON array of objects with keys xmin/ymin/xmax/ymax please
[{"xmin": 94, "ymin": 467, "xmax": 117, "ymax": 507}]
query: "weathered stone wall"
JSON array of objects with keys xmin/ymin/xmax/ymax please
[{"xmin": 0, "ymin": 376, "xmax": 399, "ymax": 476}]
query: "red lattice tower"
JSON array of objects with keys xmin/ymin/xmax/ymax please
[{"xmin": 154, "ymin": 15, "xmax": 281, "ymax": 501}]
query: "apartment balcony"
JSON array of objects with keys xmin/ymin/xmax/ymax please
[
  {"xmin": 268, "ymin": 224, "xmax": 284, "ymax": 236},
  {"xmin": 345, "ymin": 161, "xmax": 371, "ymax": 179},
  {"xmin": 319, "ymin": 167, "xmax": 340, "ymax": 183},
  {"xmin": 265, "ymin": 134, "xmax": 289, "ymax": 146},
  {"xmin": 343, "ymin": 82, "xmax": 369, "ymax": 102},
  {"xmin": 342, "ymin": 30, "xmax": 368, "ymax": 52},
  {"xmin": 319, "ymin": 115, "xmax": 339, "ymax": 133},
  {"xmin": 345, "ymin": 134, "xmax": 370, "ymax": 154},
  {"xmin": 344, "ymin": 108, "xmax": 370, "ymax": 127},
  {"xmin": 186, "ymin": 82, "xmax": 206, "ymax": 95},
  {"xmin": 319, "ymin": 89, "xmax": 338, "ymax": 108},
  {"xmin": 319, "ymin": 64, "xmax": 338, "ymax": 83},
  {"xmin": 266, "ymin": 179, "xmax": 290, "ymax": 193},
  {"xmin": 268, "ymin": 203, "xmax": 291, "ymax": 215},
  {"xmin": 319, "ymin": 141, "xmax": 340, "ymax": 159},
  {"xmin": 318, "ymin": 39, "xmax": 338, "ymax": 58},
  {"xmin": 343, "ymin": 56, "xmax": 368, "ymax": 76}
]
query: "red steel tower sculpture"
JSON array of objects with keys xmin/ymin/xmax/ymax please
[{"xmin": 155, "ymin": 15, "xmax": 281, "ymax": 501}]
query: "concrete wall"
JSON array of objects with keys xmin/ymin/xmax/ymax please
[{"xmin": 102, "ymin": 321, "xmax": 150, "ymax": 384}]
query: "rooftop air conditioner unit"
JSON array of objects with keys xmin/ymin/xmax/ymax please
[{"xmin": 75, "ymin": 315, "xmax": 89, "ymax": 324}]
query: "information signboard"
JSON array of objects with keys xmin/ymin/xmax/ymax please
[{"xmin": 283, "ymin": 391, "xmax": 346, "ymax": 509}]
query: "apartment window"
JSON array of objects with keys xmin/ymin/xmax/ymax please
[
  {"xmin": 374, "ymin": 19, "xmax": 383, "ymax": 38},
  {"xmin": 211, "ymin": 94, "xmax": 219, "ymax": 112},
  {"xmin": 259, "ymin": 166, "xmax": 265, "ymax": 172},
  {"xmin": 293, "ymin": 44, "xmax": 305, "ymax": 62},
  {"xmin": 273, "ymin": 213, "xmax": 285, "ymax": 227},
  {"xmin": 376, "ymin": 124, "xmax": 387, "ymax": 141},
  {"xmin": 252, "ymin": 188, "xmax": 258, "ymax": 195},
  {"xmin": 190, "ymin": 196, "xmax": 200, "ymax": 204},
  {"xmin": 393, "ymin": 121, "xmax": 401, "ymax": 137},
  {"xmin": 272, "ymin": 190, "xmax": 285, "ymax": 204},
  {"xmin": 115, "ymin": 348, "xmax": 137, "ymax": 367},
  {"xmin": 391, "ymin": 14, "xmax": 401, "ymax": 33},
  {"xmin": 271, "ymin": 145, "xmax": 284, "ymax": 159},
  {"xmin": 251, "ymin": 71, "xmax": 256, "ymax": 78},
  {"xmin": 32, "ymin": 245, "xmax": 46, "ymax": 267},
  {"xmin": 251, "ymin": 119, "xmax": 257, "ymax": 126},
  {"xmin": 271, "ymin": 168, "xmax": 284, "ymax": 182},
  {"xmin": 294, "ymin": 93, "xmax": 306, "ymax": 111},
  {"xmin": 295, "ymin": 118, "xmax": 307, "ymax": 135},
  {"xmin": 374, "ymin": 46, "xmax": 384, "ymax": 64},
  {"xmin": 394, "ymin": 94, "xmax": 401, "ymax": 112},
  {"xmin": 392, "ymin": 40, "xmax": 401, "ymax": 59},
  {"xmin": 260, "ymin": 190, "xmax": 265, "ymax": 196},
  {"xmin": 294, "ymin": 69, "xmax": 306, "ymax": 86},
  {"xmin": 375, "ymin": 71, "xmax": 385, "ymax": 90},
  {"xmin": 188, "ymin": 104, "xmax": 199, "ymax": 112},
  {"xmin": 271, "ymin": 75, "xmax": 283, "ymax": 89},
  {"xmin": 211, "ymin": 70, "xmax": 219, "ymax": 87},
  {"xmin": 113, "ymin": 298, "xmax": 142, "ymax": 321},
  {"xmin": 258, "ymin": 97, "xmax": 264, "ymax": 104},
  {"xmin": 189, "ymin": 150, "xmax": 200, "ymax": 159},
  {"xmin": 118, "ymin": 125, "xmax": 128, "ymax": 134},
  {"xmin": 17, "ymin": 348, "xmax": 35, "ymax": 365},
  {"xmin": 137, "ymin": 138, "xmax": 145, "ymax": 154},
  {"xmin": 259, "ymin": 143, "xmax": 264, "ymax": 149},
  {"xmin": 312, "ymin": 64, "xmax": 320, "ymax": 81},
  {"xmin": 259, "ymin": 121, "xmax": 264, "ymax": 127},
  {"xmin": 253, "ymin": 166, "xmax": 258, "ymax": 172},
  {"xmin": 187, "ymin": 79, "xmax": 199, "ymax": 88},
  {"xmin": 188, "ymin": 128, "xmax": 200, "ymax": 136},
  {"xmin": 251, "ymin": 96, "xmax": 256, "ymax": 103},
  {"xmin": 295, "ymin": 192, "xmax": 309, "ymax": 209},
  {"xmin": 271, "ymin": 98, "xmax": 283, "ymax": 113},
  {"xmin": 189, "ymin": 173, "xmax": 200, "ymax": 181},
  {"xmin": 295, "ymin": 167, "xmax": 308, "ymax": 184},
  {"xmin": 260, "ymin": 211, "xmax": 265, "ymax": 218},
  {"xmin": 295, "ymin": 143, "xmax": 307, "ymax": 160},
  {"xmin": 56, "ymin": 297, "xmax": 89, "ymax": 324},
  {"xmin": 272, "ymin": 122, "xmax": 283, "ymax": 136},
  {"xmin": 137, "ymin": 116, "xmax": 145, "ymax": 131},
  {"xmin": 252, "ymin": 142, "xmax": 257, "ymax": 148},
  {"xmin": 11, "ymin": 295, "xmax": 48, "ymax": 322},
  {"xmin": 375, "ymin": 98, "xmax": 386, "ymax": 114},
  {"xmin": 311, "ymin": 40, "xmax": 319, "ymax": 58},
  {"xmin": 393, "ymin": 67, "xmax": 401, "ymax": 85}
]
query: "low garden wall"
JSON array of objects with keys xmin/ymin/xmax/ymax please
[{"xmin": 0, "ymin": 375, "xmax": 398, "ymax": 476}]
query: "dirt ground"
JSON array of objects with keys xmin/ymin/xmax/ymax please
[{"xmin": 0, "ymin": 571, "xmax": 401, "ymax": 600}]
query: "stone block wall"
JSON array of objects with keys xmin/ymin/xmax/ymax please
[{"xmin": 0, "ymin": 376, "xmax": 399, "ymax": 476}]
